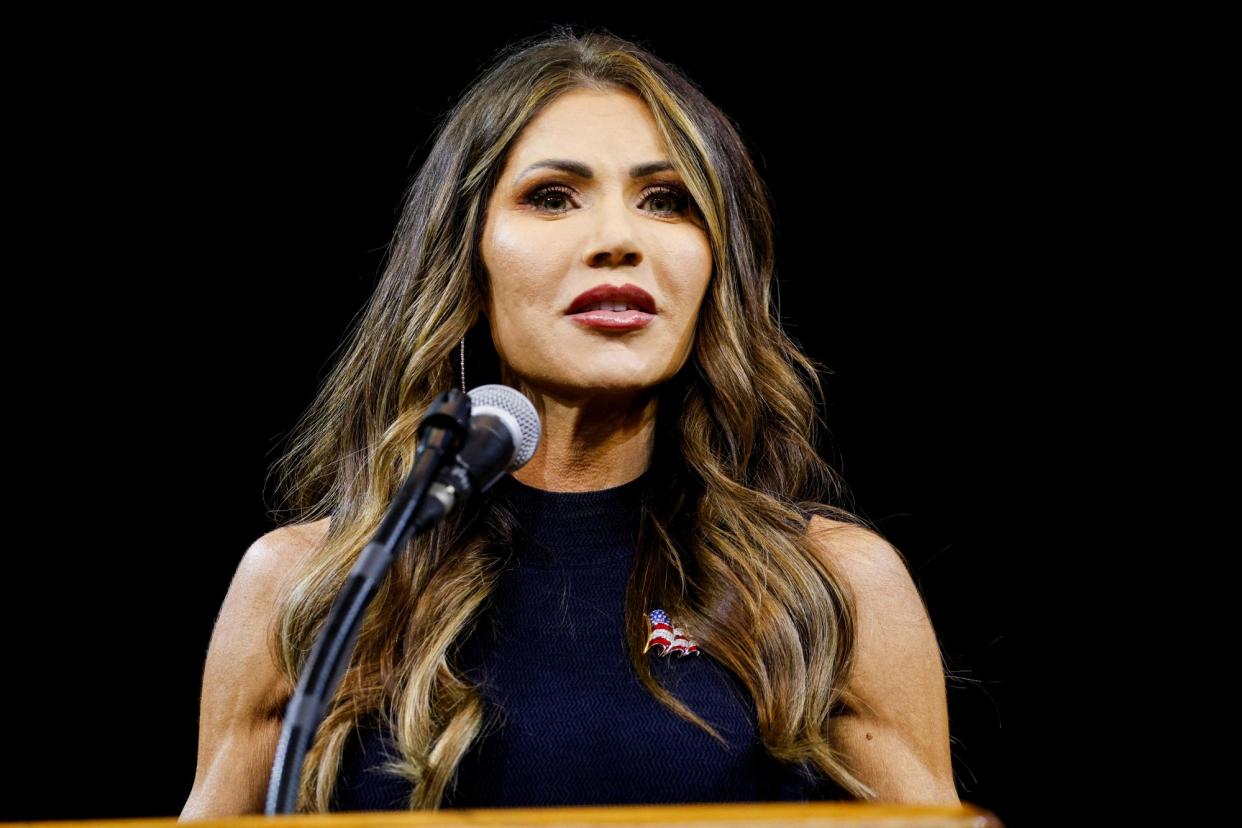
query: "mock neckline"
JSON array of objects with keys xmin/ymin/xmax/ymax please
[
  {"xmin": 494, "ymin": 468, "xmax": 650, "ymax": 567},
  {"xmin": 503, "ymin": 468, "xmax": 650, "ymax": 497}
]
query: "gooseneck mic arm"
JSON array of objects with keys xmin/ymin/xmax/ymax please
[
  {"xmin": 265, "ymin": 388, "xmax": 469, "ymax": 815},
  {"xmin": 264, "ymin": 384, "xmax": 540, "ymax": 815}
]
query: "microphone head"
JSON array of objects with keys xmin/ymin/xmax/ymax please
[{"xmin": 466, "ymin": 384, "xmax": 541, "ymax": 470}]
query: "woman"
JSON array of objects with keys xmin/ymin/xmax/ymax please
[{"xmin": 180, "ymin": 26, "xmax": 958, "ymax": 818}]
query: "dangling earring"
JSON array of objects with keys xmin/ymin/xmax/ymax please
[{"xmin": 459, "ymin": 336, "xmax": 466, "ymax": 392}]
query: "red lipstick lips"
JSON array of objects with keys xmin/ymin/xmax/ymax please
[
  {"xmin": 565, "ymin": 283, "xmax": 658, "ymax": 331},
  {"xmin": 565, "ymin": 283, "xmax": 657, "ymax": 314}
]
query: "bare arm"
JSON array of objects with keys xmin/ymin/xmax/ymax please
[
  {"xmin": 809, "ymin": 516, "xmax": 960, "ymax": 805},
  {"xmin": 179, "ymin": 521, "xmax": 327, "ymax": 821}
]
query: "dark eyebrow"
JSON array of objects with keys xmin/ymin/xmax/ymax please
[{"xmin": 514, "ymin": 159, "xmax": 676, "ymax": 184}]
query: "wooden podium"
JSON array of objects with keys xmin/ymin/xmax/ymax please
[{"xmin": 2, "ymin": 801, "xmax": 1004, "ymax": 827}]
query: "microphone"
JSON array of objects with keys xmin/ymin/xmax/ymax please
[{"xmin": 414, "ymin": 383, "xmax": 542, "ymax": 525}]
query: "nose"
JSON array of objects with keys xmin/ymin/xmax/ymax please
[{"xmin": 582, "ymin": 192, "xmax": 642, "ymax": 269}]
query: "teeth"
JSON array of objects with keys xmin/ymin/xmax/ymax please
[{"xmin": 581, "ymin": 301, "xmax": 637, "ymax": 312}]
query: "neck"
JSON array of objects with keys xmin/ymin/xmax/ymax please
[{"xmin": 507, "ymin": 383, "xmax": 658, "ymax": 493}]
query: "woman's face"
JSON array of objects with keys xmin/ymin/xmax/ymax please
[{"xmin": 480, "ymin": 88, "xmax": 712, "ymax": 402}]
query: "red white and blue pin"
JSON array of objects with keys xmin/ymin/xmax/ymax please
[{"xmin": 644, "ymin": 608, "xmax": 700, "ymax": 657}]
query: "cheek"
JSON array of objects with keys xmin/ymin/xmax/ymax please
[
  {"xmin": 665, "ymin": 239, "xmax": 713, "ymax": 317},
  {"xmin": 486, "ymin": 215, "xmax": 572, "ymax": 278},
  {"xmin": 484, "ymin": 272, "xmax": 558, "ymax": 363},
  {"xmin": 488, "ymin": 228, "xmax": 571, "ymax": 300}
]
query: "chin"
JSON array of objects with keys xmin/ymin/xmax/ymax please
[{"xmin": 564, "ymin": 373, "xmax": 653, "ymax": 393}]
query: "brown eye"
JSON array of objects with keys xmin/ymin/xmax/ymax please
[
  {"xmin": 524, "ymin": 184, "xmax": 576, "ymax": 214},
  {"xmin": 642, "ymin": 185, "xmax": 694, "ymax": 216}
]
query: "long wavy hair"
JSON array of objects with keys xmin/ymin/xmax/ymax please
[{"xmin": 266, "ymin": 25, "xmax": 885, "ymax": 811}]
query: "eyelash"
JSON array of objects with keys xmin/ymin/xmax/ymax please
[{"xmin": 521, "ymin": 182, "xmax": 695, "ymax": 217}]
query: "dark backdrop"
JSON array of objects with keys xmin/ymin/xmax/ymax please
[{"xmin": 6, "ymin": 13, "xmax": 1115, "ymax": 827}]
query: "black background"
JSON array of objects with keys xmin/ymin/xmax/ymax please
[{"xmin": 5, "ymin": 11, "xmax": 1137, "ymax": 827}]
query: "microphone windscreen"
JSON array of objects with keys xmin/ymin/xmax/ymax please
[{"xmin": 466, "ymin": 384, "xmax": 541, "ymax": 469}]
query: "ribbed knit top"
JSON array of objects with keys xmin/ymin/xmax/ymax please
[{"xmin": 330, "ymin": 468, "xmax": 847, "ymax": 810}]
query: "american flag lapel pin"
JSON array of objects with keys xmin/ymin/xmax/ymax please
[{"xmin": 645, "ymin": 608, "xmax": 700, "ymax": 657}]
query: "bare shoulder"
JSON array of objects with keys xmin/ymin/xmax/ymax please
[
  {"xmin": 231, "ymin": 517, "xmax": 332, "ymax": 615},
  {"xmin": 260, "ymin": 517, "xmax": 332, "ymax": 562},
  {"xmin": 179, "ymin": 516, "xmax": 333, "ymax": 819},
  {"xmin": 805, "ymin": 514, "xmax": 958, "ymax": 804},
  {"xmin": 807, "ymin": 515, "xmax": 910, "ymax": 580},
  {"xmin": 803, "ymin": 514, "xmax": 938, "ymax": 691},
  {"xmin": 206, "ymin": 516, "xmax": 333, "ymax": 712}
]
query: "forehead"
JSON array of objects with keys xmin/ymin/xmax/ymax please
[{"xmin": 503, "ymin": 89, "xmax": 668, "ymax": 176}]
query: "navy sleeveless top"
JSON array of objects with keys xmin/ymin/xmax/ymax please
[{"xmin": 331, "ymin": 469, "xmax": 848, "ymax": 810}]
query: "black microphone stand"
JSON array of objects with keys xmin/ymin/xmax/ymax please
[{"xmin": 265, "ymin": 387, "xmax": 472, "ymax": 815}]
